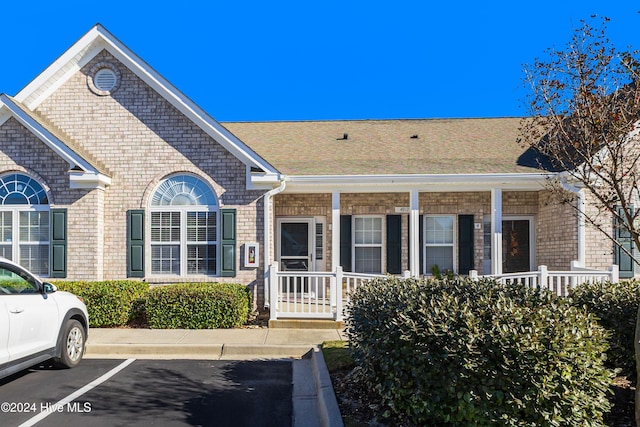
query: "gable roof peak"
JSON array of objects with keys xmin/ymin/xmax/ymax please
[{"xmin": 12, "ymin": 24, "xmax": 279, "ymax": 180}]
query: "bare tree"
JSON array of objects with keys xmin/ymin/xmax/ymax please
[
  {"xmin": 518, "ymin": 17, "xmax": 640, "ymax": 423},
  {"xmin": 520, "ymin": 17, "xmax": 640, "ymax": 257}
]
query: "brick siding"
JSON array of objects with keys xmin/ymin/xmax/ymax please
[
  {"xmin": 0, "ymin": 51, "xmax": 266, "ymax": 304},
  {"xmin": 274, "ymin": 191, "xmax": 577, "ymax": 274}
]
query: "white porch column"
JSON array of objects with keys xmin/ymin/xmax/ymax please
[
  {"xmin": 409, "ymin": 189, "xmax": 420, "ymax": 277},
  {"xmin": 560, "ymin": 179, "xmax": 586, "ymax": 266},
  {"xmin": 331, "ymin": 191, "xmax": 341, "ymax": 271},
  {"xmin": 576, "ymin": 189, "xmax": 585, "ymax": 266},
  {"xmin": 491, "ymin": 188, "xmax": 503, "ymax": 275}
]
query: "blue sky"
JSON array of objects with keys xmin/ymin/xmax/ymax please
[{"xmin": 1, "ymin": 1, "xmax": 638, "ymax": 121}]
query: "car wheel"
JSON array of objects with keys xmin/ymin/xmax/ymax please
[{"xmin": 54, "ymin": 319, "xmax": 85, "ymax": 368}]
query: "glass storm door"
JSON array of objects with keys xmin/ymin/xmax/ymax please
[
  {"xmin": 277, "ymin": 219, "xmax": 314, "ymax": 272},
  {"xmin": 502, "ymin": 219, "xmax": 532, "ymax": 273}
]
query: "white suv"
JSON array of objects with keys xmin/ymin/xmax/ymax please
[{"xmin": 0, "ymin": 258, "xmax": 88, "ymax": 379}]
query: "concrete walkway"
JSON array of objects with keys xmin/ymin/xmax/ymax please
[{"xmin": 85, "ymin": 327, "xmax": 347, "ymax": 359}]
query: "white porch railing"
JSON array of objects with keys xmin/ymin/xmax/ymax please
[
  {"xmin": 269, "ymin": 263, "xmax": 620, "ymax": 320},
  {"xmin": 469, "ymin": 264, "xmax": 619, "ymax": 297},
  {"xmin": 268, "ymin": 262, "xmax": 387, "ymax": 321}
]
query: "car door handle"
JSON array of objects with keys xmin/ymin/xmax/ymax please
[{"xmin": 9, "ymin": 308, "xmax": 24, "ymax": 314}]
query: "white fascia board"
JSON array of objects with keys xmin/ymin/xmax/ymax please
[
  {"xmin": 13, "ymin": 24, "xmax": 277, "ymax": 176},
  {"xmin": 281, "ymin": 173, "xmax": 553, "ymax": 193},
  {"xmin": 247, "ymin": 167, "xmax": 282, "ymax": 189},
  {"xmin": 90, "ymin": 26, "xmax": 278, "ymax": 176},
  {"xmin": 0, "ymin": 95, "xmax": 94, "ymax": 171},
  {"xmin": 69, "ymin": 171, "xmax": 112, "ymax": 189},
  {"xmin": 14, "ymin": 27, "xmax": 102, "ymax": 106}
]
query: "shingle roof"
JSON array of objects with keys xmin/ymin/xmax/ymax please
[{"xmin": 222, "ymin": 118, "xmax": 538, "ymax": 176}]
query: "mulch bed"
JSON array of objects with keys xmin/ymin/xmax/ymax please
[{"xmin": 330, "ymin": 369, "xmax": 636, "ymax": 427}]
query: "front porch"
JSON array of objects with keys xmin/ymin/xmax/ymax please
[
  {"xmin": 260, "ymin": 176, "xmax": 619, "ymax": 321},
  {"xmin": 267, "ymin": 263, "xmax": 619, "ymax": 322}
]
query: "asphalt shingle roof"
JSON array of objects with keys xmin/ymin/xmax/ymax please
[{"xmin": 222, "ymin": 118, "xmax": 538, "ymax": 176}]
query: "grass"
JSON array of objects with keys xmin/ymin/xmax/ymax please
[{"xmin": 321, "ymin": 340, "xmax": 353, "ymax": 371}]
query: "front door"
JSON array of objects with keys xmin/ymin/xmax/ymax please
[
  {"xmin": 502, "ymin": 219, "xmax": 533, "ymax": 273},
  {"xmin": 483, "ymin": 216, "xmax": 535, "ymax": 274},
  {"xmin": 277, "ymin": 219, "xmax": 314, "ymax": 272}
]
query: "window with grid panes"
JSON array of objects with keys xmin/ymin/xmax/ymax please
[
  {"xmin": 150, "ymin": 175, "xmax": 218, "ymax": 276},
  {"xmin": 0, "ymin": 174, "xmax": 49, "ymax": 275},
  {"xmin": 353, "ymin": 216, "xmax": 383, "ymax": 274},
  {"xmin": 425, "ymin": 215, "xmax": 454, "ymax": 274}
]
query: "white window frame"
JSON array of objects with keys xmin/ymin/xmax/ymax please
[
  {"xmin": 149, "ymin": 175, "xmax": 219, "ymax": 277},
  {"xmin": 0, "ymin": 173, "xmax": 50, "ymax": 276},
  {"xmin": 0, "ymin": 206, "xmax": 50, "ymax": 275},
  {"xmin": 352, "ymin": 215, "xmax": 384, "ymax": 274},
  {"xmin": 423, "ymin": 215, "xmax": 456, "ymax": 275}
]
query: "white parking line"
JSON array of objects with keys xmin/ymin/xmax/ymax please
[{"xmin": 18, "ymin": 358, "xmax": 136, "ymax": 427}]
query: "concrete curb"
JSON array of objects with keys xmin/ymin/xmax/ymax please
[
  {"xmin": 310, "ymin": 347, "xmax": 344, "ymax": 427},
  {"xmin": 86, "ymin": 343, "xmax": 315, "ymax": 359},
  {"xmin": 221, "ymin": 344, "xmax": 317, "ymax": 358}
]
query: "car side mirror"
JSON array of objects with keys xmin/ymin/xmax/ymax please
[{"xmin": 43, "ymin": 283, "xmax": 57, "ymax": 293}]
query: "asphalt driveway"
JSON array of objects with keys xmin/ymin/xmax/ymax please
[{"xmin": 0, "ymin": 358, "xmax": 292, "ymax": 427}]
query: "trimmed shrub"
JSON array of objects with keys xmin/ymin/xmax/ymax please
[
  {"xmin": 570, "ymin": 280, "xmax": 640, "ymax": 376},
  {"xmin": 54, "ymin": 280, "xmax": 149, "ymax": 327},
  {"xmin": 145, "ymin": 282, "xmax": 251, "ymax": 329},
  {"xmin": 346, "ymin": 277, "xmax": 613, "ymax": 426}
]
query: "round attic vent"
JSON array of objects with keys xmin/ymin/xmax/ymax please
[
  {"xmin": 87, "ymin": 62, "xmax": 121, "ymax": 96},
  {"xmin": 94, "ymin": 68, "xmax": 117, "ymax": 91}
]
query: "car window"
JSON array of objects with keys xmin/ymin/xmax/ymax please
[{"xmin": 0, "ymin": 266, "xmax": 38, "ymax": 295}]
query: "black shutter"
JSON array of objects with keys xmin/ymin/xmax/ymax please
[
  {"xmin": 386, "ymin": 215, "xmax": 402, "ymax": 274},
  {"xmin": 458, "ymin": 215, "xmax": 474, "ymax": 275},
  {"xmin": 340, "ymin": 215, "xmax": 352, "ymax": 272},
  {"xmin": 615, "ymin": 206, "xmax": 635, "ymax": 278},
  {"xmin": 127, "ymin": 210, "xmax": 145, "ymax": 278},
  {"xmin": 220, "ymin": 209, "xmax": 236, "ymax": 277},
  {"xmin": 50, "ymin": 208, "xmax": 67, "ymax": 278}
]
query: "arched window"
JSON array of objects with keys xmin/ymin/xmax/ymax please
[
  {"xmin": 0, "ymin": 173, "xmax": 49, "ymax": 275},
  {"xmin": 150, "ymin": 174, "xmax": 218, "ymax": 276}
]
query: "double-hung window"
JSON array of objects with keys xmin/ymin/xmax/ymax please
[
  {"xmin": 353, "ymin": 216, "xmax": 383, "ymax": 274},
  {"xmin": 150, "ymin": 175, "xmax": 218, "ymax": 276},
  {"xmin": 0, "ymin": 174, "xmax": 49, "ymax": 275},
  {"xmin": 424, "ymin": 215, "xmax": 454, "ymax": 274}
]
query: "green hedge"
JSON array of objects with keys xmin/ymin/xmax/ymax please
[
  {"xmin": 346, "ymin": 277, "xmax": 613, "ymax": 426},
  {"xmin": 54, "ymin": 280, "xmax": 149, "ymax": 327},
  {"xmin": 570, "ymin": 280, "xmax": 640, "ymax": 376},
  {"xmin": 145, "ymin": 282, "xmax": 251, "ymax": 329}
]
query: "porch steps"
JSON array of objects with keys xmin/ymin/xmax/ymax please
[{"xmin": 269, "ymin": 319, "xmax": 344, "ymax": 329}]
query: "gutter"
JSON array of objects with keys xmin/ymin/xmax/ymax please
[
  {"xmin": 560, "ymin": 177, "xmax": 586, "ymax": 266},
  {"xmin": 263, "ymin": 177, "xmax": 287, "ymax": 308}
]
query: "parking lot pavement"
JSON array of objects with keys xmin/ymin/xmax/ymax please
[{"xmin": 0, "ymin": 359, "xmax": 293, "ymax": 427}]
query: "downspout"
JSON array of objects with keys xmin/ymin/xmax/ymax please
[
  {"xmin": 560, "ymin": 177, "xmax": 585, "ymax": 267},
  {"xmin": 263, "ymin": 177, "xmax": 287, "ymax": 308}
]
